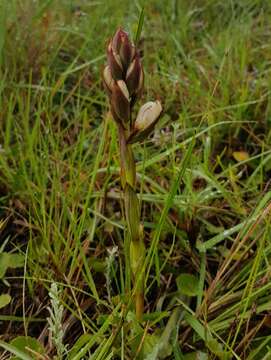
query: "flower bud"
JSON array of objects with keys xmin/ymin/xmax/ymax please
[
  {"xmin": 112, "ymin": 28, "xmax": 123, "ymax": 52},
  {"xmin": 126, "ymin": 54, "xmax": 143, "ymax": 95},
  {"xmin": 117, "ymin": 80, "xmax": 130, "ymax": 100},
  {"xmin": 112, "ymin": 28, "xmax": 135, "ymax": 71},
  {"xmin": 103, "ymin": 65, "xmax": 114, "ymax": 94},
  {"xmin": 119, "ymin": 38, "xmax": 135, "ymax": 72},
  {"xmin": 107, "ymin": 42, "xmax": 123, "ymax": 80},
  {"xmin": 128, "ymin": 101, "xmax": 162, "ymax": 143},
  {"xmin": 111, "ymin": 80, "xmax": 130, "ymax": 126}
]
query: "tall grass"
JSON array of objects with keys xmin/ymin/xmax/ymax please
[{"xmin": 0, "ymin": 0, "xmax": 271, "ymax": 358}]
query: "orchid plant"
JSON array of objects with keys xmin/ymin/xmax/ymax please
[{"xmin": 103, "ymin": 28, "xmax": 162, "ymax": 319}]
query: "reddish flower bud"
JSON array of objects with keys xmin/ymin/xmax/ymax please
[
  {"xmin": 112, "ymin": 28, "xmax": 135, "ymax": 72},
  {"xmin": 111, "ymin": 80, "xmax": 130, "ymax": 126},
  {"xmin": 112, "ymin": 28, "xmax": 123, "ymax": 52},
  {"xmin": 107, "ymin": 42, "xmax": 123, "ymax": 80},
  {"xmin": 117, "ymin": 80, "xmax": 130, "ymax": 100},
  {"xmin": 120, "ymin": 39, "xmax": 135, "ymax": 72},
  {"xmin": 126, "ymin": 54, "xmax": 143, "ymax": 95},
  {"xmin": 103, "ymin": 65, "xmax": 114, "ymax": 94}
]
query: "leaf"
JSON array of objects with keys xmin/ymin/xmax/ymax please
[
  {"xmin": 134, "ymin": 6, "xmax": 145, "ymax": 46},
  {"xmin": 176, "ymin": 274, "xmax": 199, "ymax": 297},
  {"xmin": 68, "ymin": 334, "xmax": 93, "ymax": 360},
  {"xmin": 10, "ymin": 336, "xmax": 45, "ymax": 360},
  {"xmin": 0, "ymin": 294, "xmax": 11, "ymax": 309},
  {"xmin": 232, "ymin": 151, "xmax": 249, "ymax": 162},
  {"xmin": 8, "ymin": 253, "xmax": 25, "ymax": 268},
  {"xmin": 184, "ymin": 312, "xmax": 229, "ymax": 359},
  {"xmin": 264, "ymin": 158, "xmax": 271, "ymax": 172},
  {"xmin": 0, "ymin": 217, "xmax": 9, "ymax": 233},
  {"xmin": 0, "ymin": 340, "xmax": 33, "ymax": 360},
  {"xmin": 143, "ymin": 333, "xmax": 172, "ymax": 360},
  {"xmin": 143, "ymin": 333, "xmax": 161, "ymax": 359},
  {"xmin": 0, "ymin": 252, "xmax": 10, "ymax": 278},
  {"xmin": 144, "ymin": 308, "xmax": 181, "ymax": 359},
  {"xmin": 0, "ymin": 252, "xmax": 25, "ymax": 278},
  {"xmin": 183, "ymin": 352, "xmax": 208, "ymax": 360},
  {"xmin": 143, "ymin": 310, "xmax": 170, "ymax": 323}
]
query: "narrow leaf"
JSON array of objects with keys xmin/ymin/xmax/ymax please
[
  {"xmin": 135, "ymin": 7, "xmax": 145, "ymax": 46},
  {"xmin": 0, "ymin": 294, "xmax": 11, "ymax": 309},
  {"xmin": 0, "ymin": 340, "xmax": 34, "ymax": 360}
]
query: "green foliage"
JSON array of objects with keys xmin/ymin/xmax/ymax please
[
  {"xmin": 0, "ymin": 252, "xmax": 25, "ymax": 278},
  {"xmin": 183, "ymin": 352, "xmax": 208, "ymax": 360},
  {"xmin": 176, "ymin": 273, "xmax": 199, "ymax": 297},
  {"xmin": 0, "ymin": 337, "xmax": 45, "ymax": 360},
  {"xmin": 10, "ymin": 336, "xmax": 45, "ymax": 360},
  {"xmin": 0, "ymin": 0, "xmax": 271, "ymax": 358},
  {"xmin": 0, "ymin": 293, "xmax": 11, "ymax": 309},
  {"xmin": 68, "ymin": 334, "xmax": 93, "ymax": 360}
]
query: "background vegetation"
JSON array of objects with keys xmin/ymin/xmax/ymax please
[{"xmin": 0, "ymin": 0, "xmax": 271, "ymax": 358}]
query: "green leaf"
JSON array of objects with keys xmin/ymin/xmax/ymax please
[
  {"xmin": 176, "ymin": 273, "xmax": 199, "ymax": 297},
  {"xmin": 144, "ymin": 308, "xmax": 182, "ymax": 359},
  {"xmin": 0, "ymin": 252, "xmax": 10, "ymax": 278},
  {"xmin": 68, "ymin": 334, "xmax": 93, "ymax": 360},
  {"xmin": 0, "ymin": 294, "xmax": 11, "ymax": 309},
  {"xmin": 143, "ymin": 333, "xmax": 172, "ymax": 360},
  {"xmin": 0, "ymin": 252, "xmax": 25, "ymax": 279},
  {"xmin": 135, "ymin": 6, "xmax": 145, "ymax": 46},
  {"xmin": 10, "ymin": 336, "xmax": 45, "ymax": 360},
  {"xmin": 183, "ymin": 352, "xmax": 208, "ymax": 360},
  {"xmin": 184, "ymin": 312, "xmax": 229, "ymax": 359},
  {"xmin": 8, "ymin": 253, "xmax": 25, "ymax": 268},
  {"xmin": 142, "ymin": 310, "xmax": 170, "ymax": 323},
  {"xmin": 0, "ymin": 340, "xmax": 33, "ymax": 360}
]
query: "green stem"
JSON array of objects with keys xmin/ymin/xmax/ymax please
[{"xmin": 118, "ymin": 125, "xmax": 145, "ymax": 320}]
